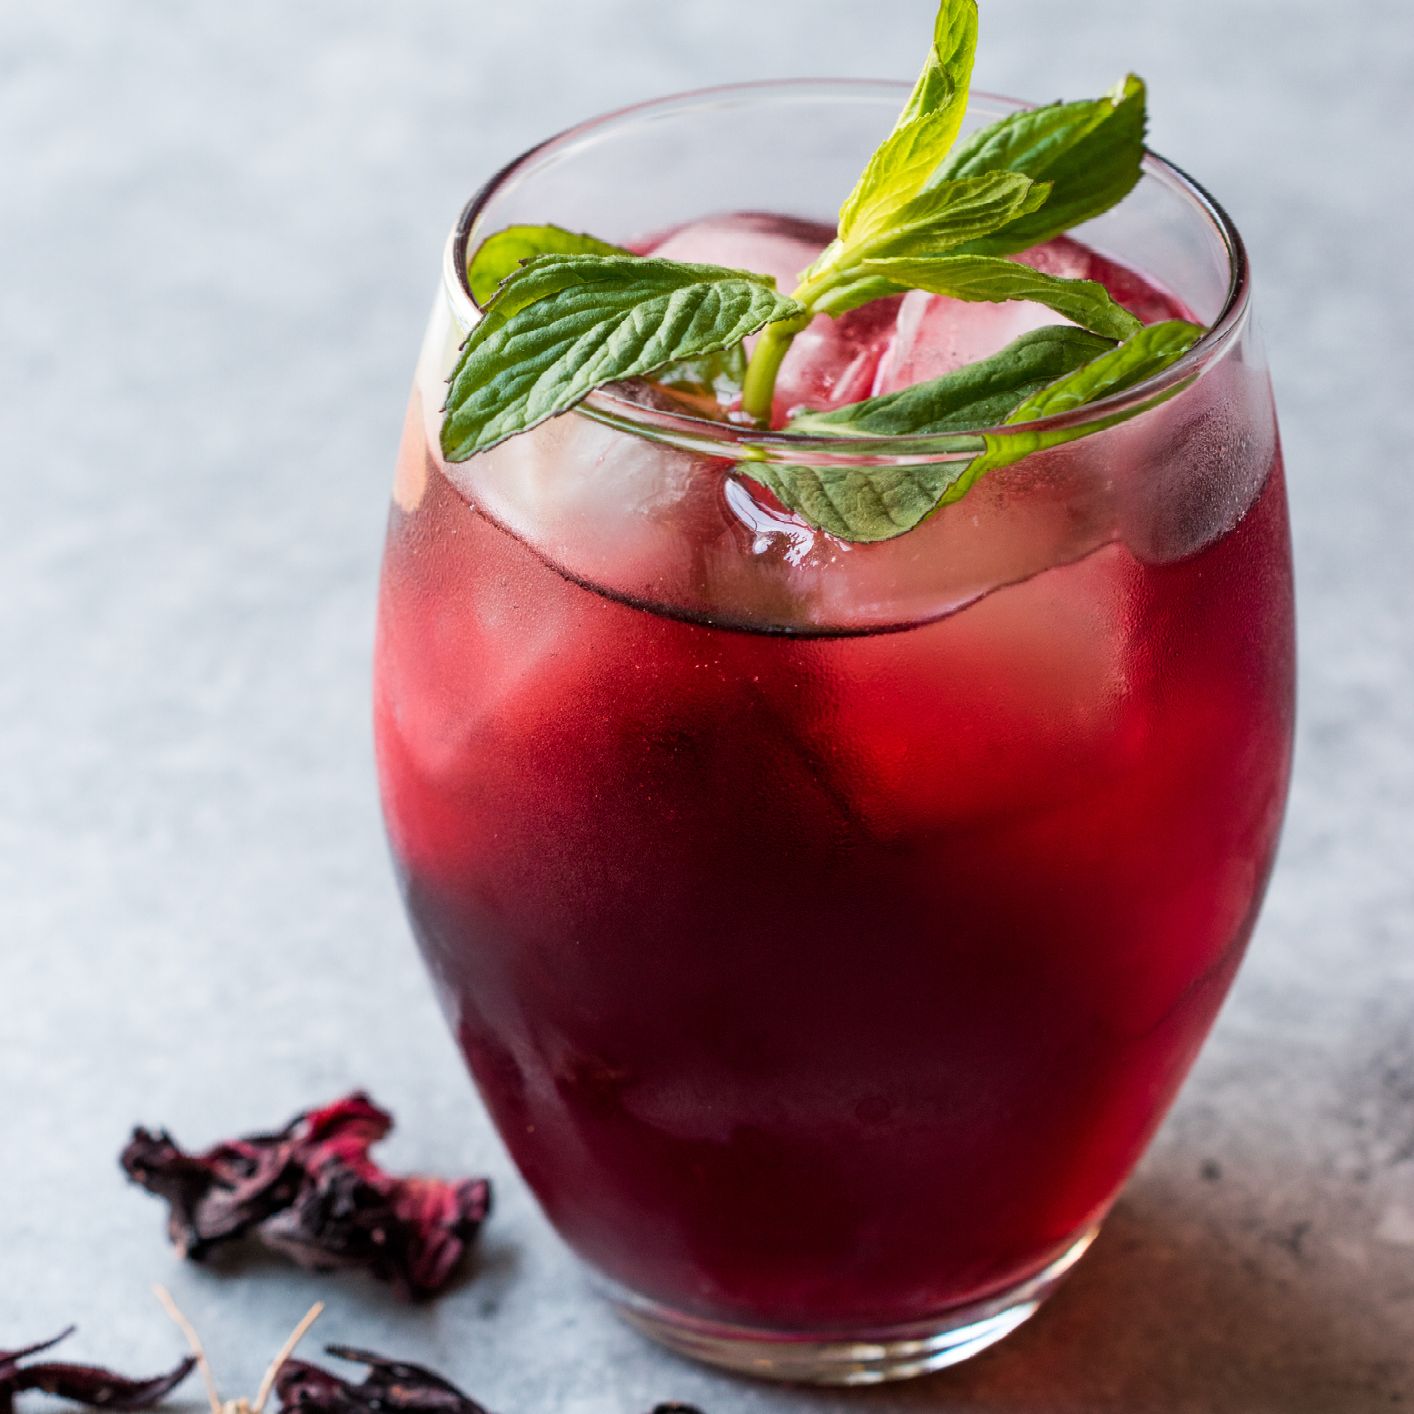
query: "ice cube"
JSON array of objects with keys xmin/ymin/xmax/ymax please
[
  {"xmin": 644, "ymin": 210, "xmax": 823, "ymax": 290},
  {"xmin": 1008, "ymin": 234, "xmax": 1101, "ymax": 279},
  {"xmin": 864, "ymin": 239, "xmax": 1096, "ymax": 397},
  {"xmin": 447, "ymin": 395, "xmax": 723, "ymax": 595},
  {"xmin": 868, "ymin": 236, "xmax": 1196, "ymax": 400},
  {"xmin": 870, "ymin": 289, "xmax": 1066, "ymax": 398},
  {"xmin": 774, "ymin": 296, "xmax": 901, "ymax": 419},
  {"xmin": 645, "ymin": 211, "xmax": 898, "ymax": 421}
]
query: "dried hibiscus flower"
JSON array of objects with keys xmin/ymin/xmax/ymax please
[
  {"xmin": 156, "ymin": 1295, "xmax": 693, "ymax": 1414},
  {"xmin": 278, "ymin": 1354, "xmax": 697, "ymax": 1414},
  {"xmin": 275, "ymin": 1346, "xmax": 490, "ymax": 1414},
  {"xmin": 0, "ymin": 1327, "xmax": 194, "ymax": 1414},
  {"xmin": 151, "ymin": 1298, "xmax": 488, "ymax": 1414},
  {"xmin": 122, "ymin": 1093, "xmax": 490, "ymax": 1300}
]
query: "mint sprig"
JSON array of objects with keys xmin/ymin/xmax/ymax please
[
  {"xmin": 736, "ymin": 0, "xmax": 1148, "ymax": 416},
  {"xmin": 439, "ymin": 0, "xmax": 1206, "ymax": 546},
  {"xmin": 440, "ymin": 256, "xmax": 803, "ymax": 460}
]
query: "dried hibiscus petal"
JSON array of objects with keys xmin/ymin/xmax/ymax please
[
  {"xmin": 273, "ymin": 1340, "xmax": 700, "ymax": 1414},
  {"xmin": 0, "ymin": 1328, "xmax": 193, "ymax": 1414},
  {"xmin": 275, "ymin": 1346, "xmax": 490, "ymax": 1414},
  {"xmin": 121, "ymin": 1093, "xmax": 491, "ymax": 1300}
]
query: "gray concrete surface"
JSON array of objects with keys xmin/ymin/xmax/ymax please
[{"xmin": 2, "ymin": 2, "xmax": 1411, "ymax": 1410}]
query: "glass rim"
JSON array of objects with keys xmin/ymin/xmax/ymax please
[{"xmin": 445, "ymin": 78, "xmax": 1252, "ymax": 463}]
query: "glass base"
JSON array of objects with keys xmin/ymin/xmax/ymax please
[{"xmin": 604, "ymin": 1226, "xmax": 1099, "ymax": 1385}]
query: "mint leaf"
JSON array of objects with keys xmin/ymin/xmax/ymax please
[
  {"xmin": 897, "ymin": 0, "xmax": 980, "ymax": 128},
  {"xmin": 468, "ymin": 227, "xmax": 745, "ymax": 398},
  {"xmin": 835, "ymin": 0, "xmax": 979, "ymax": 242},
  {"xmin": 940, "ymin": 317, "xmax": 1205, "ymax": 502},
  {"xmin": 860, "ymin": 253, "xmax": 1142, "ymax": 339},
  {"xmin": 742, "ymin": 462, "xmax": 966, "ymax": 545},
  {"xmin": 748, "ymin": 319, "xmax": 1202, "ymax": 543},
  {"xmin": 938, "ymin": 75, "xmax": 1147, "ymax": 255},
  {"xmin": 746, "ymin": 5, "xmax": 1150, "ymax": 422},
  {"xmin": 989, "ymin": 317, "xmax": 1202, "ymax": 423},
  {"xmin": 806, "ymin": 173, "xmax": 1052, "ymax": 314},
  {"xmin": 466, "ymin": 224, "xmax": 629, "ymax": 305},
  {"xmin": 862, "ymin": 172, "xmax": 1051, "ymax": 260},
  {"xmin": 441, "ymin": 255, "xmax": 805, "ymax": 461},
  {"xmin": 787, "ymin": 325, "xmax": 1116, "ymax": 437}
]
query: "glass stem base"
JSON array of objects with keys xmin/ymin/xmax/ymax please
[{"xmin": 603, "ymin": 1225, "xmax": 1099, "ymax": 1385}]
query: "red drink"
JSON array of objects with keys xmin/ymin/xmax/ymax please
[
  {"xmin": 375, "ymin": 77, "xmax": 1296, "ymax": 1379},
  {"xmin": 375, "ymin": 207, "xmax": 1294, "ymax": 1335}
]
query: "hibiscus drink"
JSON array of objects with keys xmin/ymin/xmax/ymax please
[
  {"xmin": 376, "ymin": 371, "xmax": 1292, "ymax": 1312},
  {"xmin": 375, "ymin": 20, "xmax": 1295, "ymax": 1382}
]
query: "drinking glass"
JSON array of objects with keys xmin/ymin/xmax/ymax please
[{"xmin": 374, "ymin": 82, "xmax": 1295, "ymax": 1384}]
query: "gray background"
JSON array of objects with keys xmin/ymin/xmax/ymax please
[{"xmin": 2, "ymin": 2, "xmax": 1410, "ymax": 1411}]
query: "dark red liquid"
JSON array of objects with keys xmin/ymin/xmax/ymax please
[{"xmin": 374, "ymin": 233, "xmax": 1295, "ymax": 1331}]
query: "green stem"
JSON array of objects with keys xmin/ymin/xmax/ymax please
[
  {"xmin": 741, "ymin": 313, "xmax": 810, "ymax": 425},
  {"xmin": 740, "ymin": 256, "xmax": 850, "ymax": 425}
]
